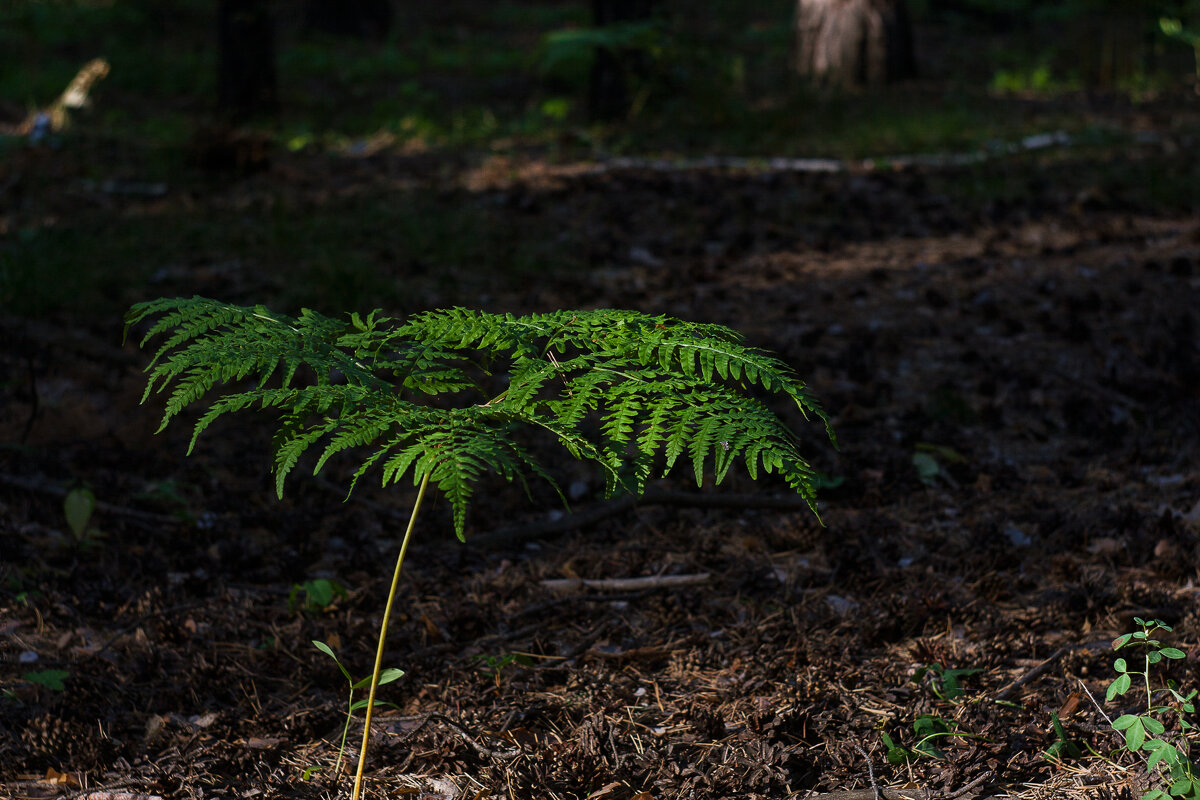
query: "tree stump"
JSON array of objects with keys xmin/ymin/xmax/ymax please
[{"xmin": 794, "ymin": 0, "xmax": 916, "ymax": 88}]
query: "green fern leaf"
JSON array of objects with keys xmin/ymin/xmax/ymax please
[{"xmin": 128, "ymin": 297, "xmax": 835, "ymax": 539}]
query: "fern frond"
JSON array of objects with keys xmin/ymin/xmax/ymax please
[{"xmin": 128, "ymin": 297, "xmax": 835, "ymax": 539}]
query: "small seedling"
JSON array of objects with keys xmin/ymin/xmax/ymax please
[
  {"xmin": 474, "ymin": 651, "xmax": 534, "ymax": 685},
  {"xmin": 310, "ymin": 640, "xmax": 403, "ymax": 778},
  {"xmin": 1043, "ymin": 711, "xmax": 1083, "ymax": 763},
  {"xmin": 127, "ymin": 298, "xmax": 835, "ymax": 800},
  {"xmin": 881, "ymin": 713, "xmax": 989, "ymax": 763},
  {"xmin": 914, "ymin": 662, "xmax": 982, "ymax": 702},
  {"xmin": 289, "ymin": 578, "xmax": 347, "ymax": 615},
  {"xmin": 1105, "ymin": 618, "xmax": 1198, "ymax": 800}
]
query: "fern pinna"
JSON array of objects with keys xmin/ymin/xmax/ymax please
[{"xmin": 127, "ymin": 296, "xmax": 835, "ymax": 538}]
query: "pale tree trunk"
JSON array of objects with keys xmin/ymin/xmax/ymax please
[{"xmin": 794, "ymin": 0, "xmax": 915, "ymax": 88}]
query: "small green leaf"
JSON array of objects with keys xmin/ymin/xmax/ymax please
[
  {"xmin": 1144, "ymin": 739, "xmax": 1181, "ymax": 770},
  {"xmin": 1114, "ymin": 658, "xmax": 1128, "ymax": 673},
  {"xmin": 313, "ymin": 640, "xmax": 353, "ymax": 683},
  {"xmin": 23, "ymin": 670, "xmax": 69, "ymax": 691},
  {"xmin": 1162, "ymin": 647, "xmax": 1186, "ymax": 659},
  {"xmin": 63, "ymin": 487, "xmax": 95, "ymax": 539},
  {"xmin": 1108, "ymin": 673, "xmax": 1132, "ymax": 701},
  {"xmin": 1170, "ymin": 778, "xmax": 1197, "ymax": 797},
  {"xmin": 377, "ymin": 668, "xmax": 405, "ymax": 685},
  {"xmin": 1125, "ymin": 719, "xmax": 1146, "ymax": 750},
  {"xmin": 1113, "ymin": 714, "xmax": 1139, "ymax": 730},
  {"xmin": 1143, "ymin": 716, "xmax": 1166, "ymax": 735},
  {"xmin": 912, "ymin": 452, "xmax": 940, "ymax": 485}
]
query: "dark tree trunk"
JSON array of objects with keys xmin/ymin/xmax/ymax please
[
  {"xmin": 794, "ymin": 0, "xmax": 915, "ymax": 88},
  {"xmin": 588, "ymin": 0, "xmax": 655, "ymax": 121},
  {"xmin": 302, "ymin": 0, "xmax": 393, "ymax": 40},
  {"xmin": 217, "ymin": 0, "xmax": 278, "ymax": 120}
]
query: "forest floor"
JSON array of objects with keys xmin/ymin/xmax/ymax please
[{"xmin": 2, "ymin": 116, "xmax": 1200, "ymax": 800}]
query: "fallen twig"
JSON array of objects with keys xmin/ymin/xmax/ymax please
[
  {"xmin": 540, "ymin": 573, "xmax": 710, "ymax": 592},
  {"xmin": 994, "ymin": 641, "xmax": 1109, "ymax": 702},
  {"xmin": 1079, "ymin": 678, "xmax": 1115, "ymax": 727},
  {"xmin": 801, "ymin": 769, "xmax": 993, "ymax": 800},
  {"xmin": 55, "ymin": 781, "xmax": 150, "ymax": 800},
  {"xmin": 802, "ymin": 788, "xmax": 927, "ymax": 800},
  {"xmin": 854, "ymin": 743, "xmax": 881, "ymax": 800},
  {"xmin": 945, "ymin": 772, "xmax": 993, "ymax": 800},
  {"xmin": 385, "ymin": 712, "xmax": 521, "ymax": 761}
]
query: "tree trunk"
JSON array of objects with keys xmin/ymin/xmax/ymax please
[
  {"xmin": 588, "ymin": 0, "xmax": 655, "ymax": 121},
  {"xmin": 302, "ymin": 0, "xmax": 393, "ymax": 40},
  {"xmin": 794, "ymin": 0, "xmax": 915, "ymax": 89},
  {"xmin": 217, "ymin": 0, "xmax": 278, "ymax": 120}
]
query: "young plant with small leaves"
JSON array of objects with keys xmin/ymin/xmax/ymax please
[
  {"xmin": 881, "ymin": 714, "xmax": 986, "ymax": 763},
  {"xmin": 1043, "ymin": 711, "xmax": 1083, "ymax": 763},
  {"xmin": 914, "ymin": 662, "xmax": 981, "ymax": 703},
  {"xmin": 308, "ymin": 640, "xmax": 403, "ymax": 780},
  {"xmin": 126, "ymin": 296, "xmax": 835, "ymax": 800},
  {"xmin": 1106, "ymin": 618, "xmax": 1198, "ymax": 800},
  {"xmin": 289, "ymin": 578, "xmax": 347, "ymax": 615}
]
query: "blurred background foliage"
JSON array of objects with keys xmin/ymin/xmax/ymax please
[
  {"xmin": 2, "ymin": 0, "xmax": 1198, "ymax": 154},
  {"xmin": 1, "ymin": 0, "xmax": 1199, "ymax": 319}
]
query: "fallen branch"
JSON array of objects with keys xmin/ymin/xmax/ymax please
[
  {"xmin": 802, "ymin": 770, "xmax": 993, "ymax": 800},
  {"xmin": 802, "ymin": 788, "xmax": 927, "ymax": 800},
  {"xmin": 385, "ymin": 712, "xmax": 520, "ymax": 761},
  {"xmin": 540, "ymin": 573, "xmax": 711, "ymax": 592},
  {"xmin": 994, "ymin": 641, "xmax": 1109, "ymax": 702}
]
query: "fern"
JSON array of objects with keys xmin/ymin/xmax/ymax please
[
  {"xmin": 125, "ymin": 296, "xmax": 837, "ymax": 798},
  {"xmin": 126, "ymin": 297, "xmax": 835, "ymax": 540}
]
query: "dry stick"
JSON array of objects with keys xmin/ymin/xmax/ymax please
[
  {"xmin": 801, "ymin": 771, "xmax": 994, "ymax": 800},
  {"xmin": 351, "ymin": 471, "xmax": 430, "ymax": 800},
  {"xmin": 854, "ymin": 743, "xmax": 881, "ymax": 800},
  {"xmin": 802, "ymin": 788, "xmax": 927, "ymax": 800},
  {"xmin": 54, "ymin": 782, "xmax": 147, "ymax": 800},
  {"xmin": 993, "ymin": 641, "xmax": 1109, "ymax": 702},
  {"xmin": 945, "ymin": 772, "xmax": 993, "ymax": 800},
  {"xmin": 395, "ymin": 713, "xmax": 521, "ymax": 761},
  {"xmin": 539, "ymin": 573, "xmax": 710, "ymax": 592},
  {"xmin": 1079, "ymin": 678, "xmax": 1116, "ymax": 727}
]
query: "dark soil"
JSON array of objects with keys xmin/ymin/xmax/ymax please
[{"xmin": 3, "ymin": 138, "xmax": 1200, "ymax": 800}]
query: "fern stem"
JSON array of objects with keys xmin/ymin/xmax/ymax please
[{"xmin": 351, "ymin": 470, "xmax": 431, "ymax": 800}]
